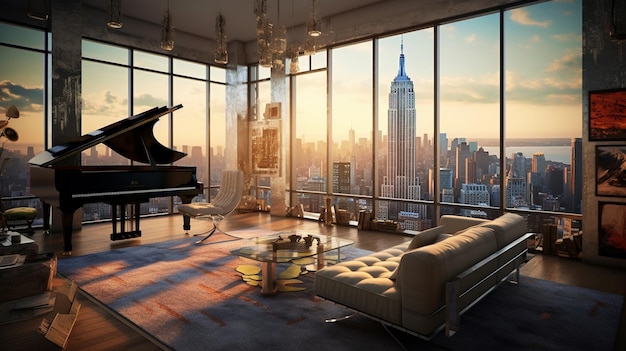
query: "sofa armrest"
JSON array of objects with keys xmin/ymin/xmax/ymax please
[{"xmin": 445, "ymin": 232, "xmax": 534, "ymax": 336}]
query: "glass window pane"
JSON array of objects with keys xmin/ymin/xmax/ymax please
[
  {"xmin": 331, "ymin": 41, "xmax": 373, "ymax": 223},
  {"xmin": 210, "ymin": 66, "xmax": 226, "ymax": 83},
  {"xmin": 82, "ymin": 39, "xmax": 128, "ymax": 65},
  {"xmin": 293, "ymin": 71, "xmax": 327, "ymax": 214},
  {"xmin": 134, "ymin": 50, "xmax": 169, "ymax": 72},
  {"xmin": 378, "ymin": 30, "xmax": 435, "ymax": 230},
  {"xmin": 258, "ymin": 66, "xmax": 271, "ymax": 80},
  {"xmin": 311, "ymin": 51, "xmax": 327, "ymax": 70},
  {"xmin": 0, "ymin": 22, "xmax": 44, "ymax": 49},
  {"xmin": 504, "ymin": 0, "xmax": 582, "ymax": 213},
  {"xmin": 81, "ymin": 60, "xmax": 129, "ymax": 165},
  {"xmin": 173, "ymin": 77, "xmax": 207, "ymax": 203},
  {"xmin": 210, "ymin": 82, "xmax": 226, "ymax": 200},
  {"xmin": 439, "ymin": 13, "xmax": 500, "ymax": 215},
  {"xmin": 174, "ymin": 58, "xmax": 206, "ymax": 79},
  {"xmin": 0, "ymin": 47, "xmax": 45, "ymax": 200}
]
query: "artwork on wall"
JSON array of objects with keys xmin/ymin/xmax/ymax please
[
  {"xmin": 589, "ymin": 88, "xmax": 626, "ymax": 141},
  {"xmin": 598, "ymin": 201, "xmax": 626, "ymax": 259},
  {"xmin": 596, "ymin": 145, "xmax": 626, "ymax": 197},
  {"xmin": 250, "ymin": 119, "xmax": 280, "ymax": 176},
  {"xmin": 263, "ymin": 102, "xmax": 281, "ymax": 119}
]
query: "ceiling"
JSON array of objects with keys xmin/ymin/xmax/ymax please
[{"xmin": 82, "ymin": 0, "xmax": 388, "ymax": 43}]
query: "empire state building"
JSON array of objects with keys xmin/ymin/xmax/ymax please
[{"xmin": 380, "ymin": 42, "xmax": 420, "ymax": 219}]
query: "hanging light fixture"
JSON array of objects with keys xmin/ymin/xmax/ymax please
[
  {"xmin": 255, "ymin": 0, "xmax": 273, "ymax": 67},
  {"xmin": 288, "ymin": 44, "xmax": 300, "ymax": 74},
  {"xmin": 307, "ymin": 0, "xmax": 321, "ymax": 37},
  {"xmin": 160, "ymin": 1, "xmax": 174, "ymax": 51},
  {"xmin": 270, "ymin": 0, "xmax": 287, "ymax": 70},
  {"xmin": 259, "ymin": 21, "xmax": 273, "ymax": 67},
  {"xmin": 106, "ymin": 0, "xmax": 123, "ymax": 29},
  {"xmin": 215, "ymin": 13, "xmax": 228, "ymax": 64}
]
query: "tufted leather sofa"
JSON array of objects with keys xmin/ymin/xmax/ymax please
[{"xmin": 314, "ymin": 213, "xmax": 532, "ymax": 337}]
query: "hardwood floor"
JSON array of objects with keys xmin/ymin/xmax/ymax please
[{"xmin": 2, "ymin": 211, "xmax": 625, "ymax": 350}]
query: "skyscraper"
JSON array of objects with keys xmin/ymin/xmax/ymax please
[
  {"xmin": 570, "ymin": 138, "xmax": 582, "ymax": 212},
  {"xmin": 380, "ymin": 40, "xmax": 420, "ymax": 221}
]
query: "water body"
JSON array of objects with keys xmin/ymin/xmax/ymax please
[{"xmin": 481, "ymin": 146, "xmax": 571, "ymax": 165}]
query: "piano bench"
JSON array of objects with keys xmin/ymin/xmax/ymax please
[{"xmin": 2, "ymin": 207, "xmax": 37, "ymax": 233}]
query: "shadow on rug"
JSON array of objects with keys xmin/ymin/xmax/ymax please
[{"xmin": 57, "ymin": 236, "xmax": 623, "ymax": 351}]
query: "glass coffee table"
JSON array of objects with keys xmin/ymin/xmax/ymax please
[{"xmin": 231, "ymin": 232, "xmax": 353, "ymax": 295}]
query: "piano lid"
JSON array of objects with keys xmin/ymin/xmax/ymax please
[{"xmin": 29, "ymin": 105, "xmax": 185, "ymax": 167}]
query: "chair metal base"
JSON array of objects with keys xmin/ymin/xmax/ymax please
[{"xmin": 193, "ymin": 224, "xmax": 217, "ymax": 244}]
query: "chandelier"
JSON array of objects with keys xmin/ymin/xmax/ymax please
[
  {"xmin": 160, "ymin": 2, "xmax": 174, "ymax": 51},
  {"xmin": 215, "ymin": 13, "xmax": 228, "ymax": 64},
  {"xmin": 106, "ymin": 0, "xmax": 123, "ymax": 29}
]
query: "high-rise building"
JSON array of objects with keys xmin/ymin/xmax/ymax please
[
  {"xmin": 381, "ymin": 42, "xmax": 419, "ymax": 197},
  {"xmin": 332, "ymin": 162, "xmax": 351, "ymax": 194},
  {"xmin": 532, "ymin": 152, "xmax": 546, "ymax": 175},
  {"xmin": 570, "ymin": 138, "xmax": 582, "ymax": 212},
  {"xmin": 460, "ymin": 183, "xmax": 490, "ymax": 206},
  {"xmin": 380, "ymin": 41, "xmax": 420, "ymax": 221}
]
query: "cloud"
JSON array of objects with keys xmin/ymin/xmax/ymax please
[
  {"xmin": 552, "ymin": 33, "xmax": 581, "ymax": 42},
  {"xmin": 134, "ymin": 93, "xmax": 168, "ymax": 108},
  {"xmin": 509, "ymin": 8, "xmax": 551, "ymax": 28},
  {"xmin": 465, "ymin": 34, "xmax": 477, "ymax": 44},
  {"xmin": 0, "ymin": 80, "xmax": 44, "ymax": 113},
  {"xmin": 546, "ymin": 50, "xmax": 581, "ymax": 73},
  {"xmin": 504, "ymin": 68, "xmax": 580, "ymax": 105}
]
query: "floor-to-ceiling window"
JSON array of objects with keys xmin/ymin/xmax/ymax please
[
  {"xmin": 292, "ymin": 68, "xmax": 327, "ymax": 215},
  {"xmin": 0, "ymin": 22, "xmax": 48, "ymax": 226},
  {"xmin": 439, "ymin": 13, "xmax": 501, "ymax": 219},
  {"xmin": 81, "ymin": 39, "xmax": 223, "ymax": 222},
  {"xmin": 503, "ymin": 1, "xmax": 583, "ymax": 232},
  {"xmin": 280, "ymin": 0, "xmax": 582, "ymax": 231},
  {"xmin": 331, "ymin": 41, "xmax": 374, "ymax": 224}
]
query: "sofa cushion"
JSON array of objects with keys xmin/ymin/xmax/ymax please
[
  {"xmin": 390, "ymin": 233, "xmax": 452, "ymax": 280},
  {"xmin": 477, "ymin": 213, "xmax": 526, "ymax": 249},
  {"xmin": 439, "ymin": 215, "xmax": 488, "ymax": 233},
  {"xmin": 396, "ymin": 225, "xmax": 497, "ymax": 316},
  {"xmin": 315, "ymin": 247, "xmax": 404, "ymax": 325},
  {"xmin": 406, "ymin": 225, "xmax": 445, "ymax": 250}
]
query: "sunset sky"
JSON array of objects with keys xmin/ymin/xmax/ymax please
[{"xmin": 0, "ymin": 0, "xmax": 581, "ymax": 155}]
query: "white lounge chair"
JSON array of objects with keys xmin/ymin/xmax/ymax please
[{"xmin": 178, "ymin": 169, "xmax": 244, "ymax": 243}]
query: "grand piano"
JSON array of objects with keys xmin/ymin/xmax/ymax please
[{"xmin": 29, "ymin": 105, "xmax": 203, "ymax": 253}]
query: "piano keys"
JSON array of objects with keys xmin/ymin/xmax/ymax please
[{"xmin": 29, "ymin": 105, "xmax": 203, "ymax": 254}]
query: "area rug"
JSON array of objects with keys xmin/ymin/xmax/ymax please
[{"xmin": 56, "ymin": 235, "xmax": 623, "ymax": 351}]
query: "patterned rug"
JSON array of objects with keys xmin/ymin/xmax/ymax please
[{"xmin": 57, "ymin": 233, "xmax": 624, "ymax": 351}]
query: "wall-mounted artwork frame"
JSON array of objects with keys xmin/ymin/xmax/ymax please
[
  {"xmin": 263, "ymin": 102, "xmax": 281, "ymax": 119},
  {"xmin": 598, "ymin": 201, "xmax": 626, "ymax": 259},
  {"xmin": 596, "ymin": 145, "xmax": 626, "ymax": 197},
  {"xmin": 589, "ymin": 88, "xmax": 626, "ymax": 141},
  {"xmin": 250, "ymin": 119, "xmax": 281, "ymax": 176}
]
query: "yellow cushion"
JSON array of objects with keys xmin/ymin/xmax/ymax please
[{"xmin": 4, "ymin": 207, "xmax": 37, "ymax": 220}]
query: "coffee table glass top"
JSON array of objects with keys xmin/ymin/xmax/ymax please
[{"xmin": 231, "ymin": 232, "xmax": 353, "ymax": 263}]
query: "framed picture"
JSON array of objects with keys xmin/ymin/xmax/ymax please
[
  {"xmin": 596, "ymin": 145, "xmax": 626, "ymax": 197},
  {"xmin": 589, "ymin": 88, "xmax": 626, "ymax": 141},
  {"xmin": 250, "ymin": 119, "xmax": 281, "ymax": 176},
  {"xmin": 598, "ymin": 201, "xmax": 626, "ymax": 259},
  {"xmin": 263, "ymin": 102, "xmax": 281, "ymax": 119}
]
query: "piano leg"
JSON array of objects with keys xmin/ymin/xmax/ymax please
[
  {"xmin": 42, "ymin": 202, "xmax": 51, "ymax": 235},
  {"xmin": 179, "ymin": 195, "xmax": 194, "ymax": 232},
  {"xmin": 60, "ymin": 208, "xmax": 77, "ymax": 255},
  {"xmin": 110, "ymin": 203, "xmax": 142, "ymax": 240}
]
